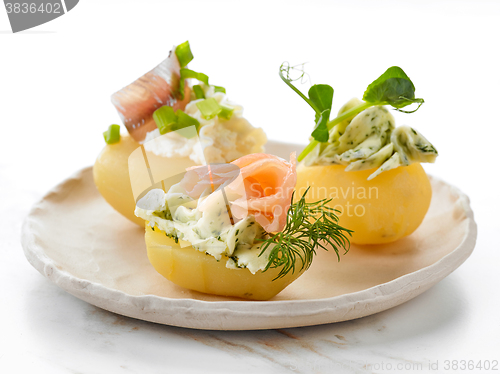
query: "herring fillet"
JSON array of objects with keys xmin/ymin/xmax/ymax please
[{"xmin": 111, "ymin": 47, "xmax": 191, "ymax": 143}]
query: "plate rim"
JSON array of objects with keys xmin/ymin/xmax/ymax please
[{"xmin": 21, "ymin": 157, "xmax": 477, "ymax": 329}]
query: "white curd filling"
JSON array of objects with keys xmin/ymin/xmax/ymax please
[{"xmin": 143, "ymin": 85, "xmax": 267, "ymax": 165}]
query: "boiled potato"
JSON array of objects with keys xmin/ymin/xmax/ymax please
[
  {"xmin": 94, "ymin": 135, "xmax": 144, "ymax": 226},
  {"xmin": 296, "ymin": 163, "xmax": 432, "ymax": 245},
  {"xmin": 145, "ymin": 224, "xmax": 305, "ymax": 300},
  {"xmin": 93, "ymin": 135, "xmax": 196, "ymax": 226}
]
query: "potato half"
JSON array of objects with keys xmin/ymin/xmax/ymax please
[
  {"xmin": 296, "ymin": 163, "xmax": 432, "ymax": 245},
  {"xmin": 93, "ymin": 135, "xmax": 196, "ymax": 227},
  {"xmin": 145, "ymin": 224, "xmax": 305, "ymax": 300},
  {"xmin": 93, "ymin": 135, "xmax": 144, "ymax": 226}
]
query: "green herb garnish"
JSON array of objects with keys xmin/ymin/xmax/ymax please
[
  {"xmin": 179, "ymin": 68, "xmax": 209, "ymax": 99},
  {"xmin": 362, "ymin": 66, "xmax": 424, "ymax": 111},
  {"xmin": 153, "ymin": 106, "xmax": 177, "ymax": 135},
  {"xmin": 193, "ymin": 85, "xmax": 205, "ymax": 99},
  {"xmin": 173, "ymin": 41, "xmax": 229, "ymax": 101},
  {"xmin": 279, "ymin": 63, "xmax": 334, "ymax": 144},
  {"xmin": 308, "ymin": 84, "xmax": 334, "ymax": 115},
  {"xmin": 153, "ymin": 106, "xmax": 199, "ymax": 136},
  {"xmin": 213, "ymin": 85, "xmax": 226, "ymax": 94},
  {"xmin": 279, "ymin": 63, "xmax": 424, "ymax": 161},
  {"xmin": 153, "ymin": 210, "xmax": 172, "ymax": 220},
  {"xmin": 218, "ymin": 104, "xmax": 234, "ymax": 120},
  {"xmin": 176, "ymin": 109, "xmax": 200, "ymax": 134},
  {"xmin": 196, "ymin": 97, "xmax": 221, "ymax": 119},
  {"xmin": 311, "ymin": 108, "xmax": 330, "ymax": 143},
  {"xmin": 258, "ymin": 188, "xmax": 352, "ymax": 280},
  {"xmin": 195, "ymin": 99, "xmax": 233, "ymax": 120},
  {"xmin": 103, "ymin": 124, "xmax": 120, "ymax": 144},
  {"xmin": 181, "ymin": 68, "xmax": 209, "ymax": 85},
  {"xmin": 309, "ymin": 84, "xmax": 334, "ymax": 142},
  {"xmin": 175, "ymin": 41, "xmax": 194, "ymax": 68}
]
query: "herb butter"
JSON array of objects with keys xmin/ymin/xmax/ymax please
[{"xmin": 305, "ymin": 99, "xmax": 438, "ymax": 179}]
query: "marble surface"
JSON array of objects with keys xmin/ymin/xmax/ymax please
[{"xmin": 1, "ymin": 0, "xmax": 499, "ymax": 373}]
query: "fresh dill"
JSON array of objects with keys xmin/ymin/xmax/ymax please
[{"xmin": 257, "ymin": 188, "xmax": 353, "ymax": 280}]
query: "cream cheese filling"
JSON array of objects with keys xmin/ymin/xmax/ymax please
[
  {"xmin": 135, "ymin": 185, "xmax": 273, "ymax": 274},
  {"xmin": 143, "ymin": 85, "xmax": 267, "ymax": 165}
]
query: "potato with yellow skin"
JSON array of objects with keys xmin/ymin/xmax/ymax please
[
  {"xmin": 94, "ymin": 135, "xmax": 198, "ymax": 226},
  {"xmin": 296, "ymin": 163, "xmax": 432, "ymax": 245},
  {"xmin": 94, "ymin": 135, "xmax": 144, "ymax": 226},
  {"xmin": 145, "ymin": 224, "xmax": 305, "ymax": 300}
]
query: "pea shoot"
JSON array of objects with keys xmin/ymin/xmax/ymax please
[{"xmin": 279, "ymin": 63, "xmax": 424, "ymax": 161}]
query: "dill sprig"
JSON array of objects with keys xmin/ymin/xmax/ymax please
[{"xmin": 258, "ymin": 188, "xmax": 353, "ymax": 280}]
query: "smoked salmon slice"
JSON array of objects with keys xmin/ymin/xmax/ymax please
[
  {"xmin": 229, "ymin": 153, "xmax": 296, "ymax": 233},
  {"xmin": 111, "ymin": 47, "xmax": 191, "ymax": 143},
  {"xmin": 180, "ymin": 164, "xmax": 241, "ymax": 198},
  {"xmin": 179, "ymin": 154, "xmax": 297, "ymax": 233}
]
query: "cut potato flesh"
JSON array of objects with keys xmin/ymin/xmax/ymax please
[
  {"xmin": 145, "ymin": 224, "xmax": 305, "ymax": 300},
  {"xmin": 296, "ymin": 163, "xmax": 432, "ymax": 245}
]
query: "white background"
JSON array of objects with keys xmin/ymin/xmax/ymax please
[{"xmin": 1, "ymin": 0, "xmax": 499, "ymax": 373}]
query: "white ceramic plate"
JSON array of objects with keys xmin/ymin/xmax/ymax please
[{"xmin": 21, "ymin": 141, "xmax": 477, "ymax": 330}]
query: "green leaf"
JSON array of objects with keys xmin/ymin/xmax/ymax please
[
  {"xmin": 213, "ymin": 85, "xmax": 226, "ymax": 94},
  {"xmin": 279, "ymin": 64, "xmax": 335, "ymax": 145},
  {"xmin": 153, "ymin": 106, "xmax": 178, "ymax": 135},
  {"xmin": 362, "ymin": 66, "xmax": 424, "ymax": 110},
  {"xmin": 308, "ymin": 84, "xmax": 334, "ymax": 113},
  {"xmin": 196, "ymin": 98, "xmax": 221, "ymax": 119},
  {"xmin": 311, "ymin": 109, "xmax": 330, "ymax": 143},
  {"xmin": 175, "ymin": 41, "xmax": 193, "ymax": 68},
  {"xmin": 292, "ymin": 65, "xmax": 425, "ymax": 162},
  {"xmin": 193, "ymin": 85, "xmax": 205, "ymax": 99},
  {"xmin": 103, "ymin": 124, "xmax": 120, "ymax": 144}
]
